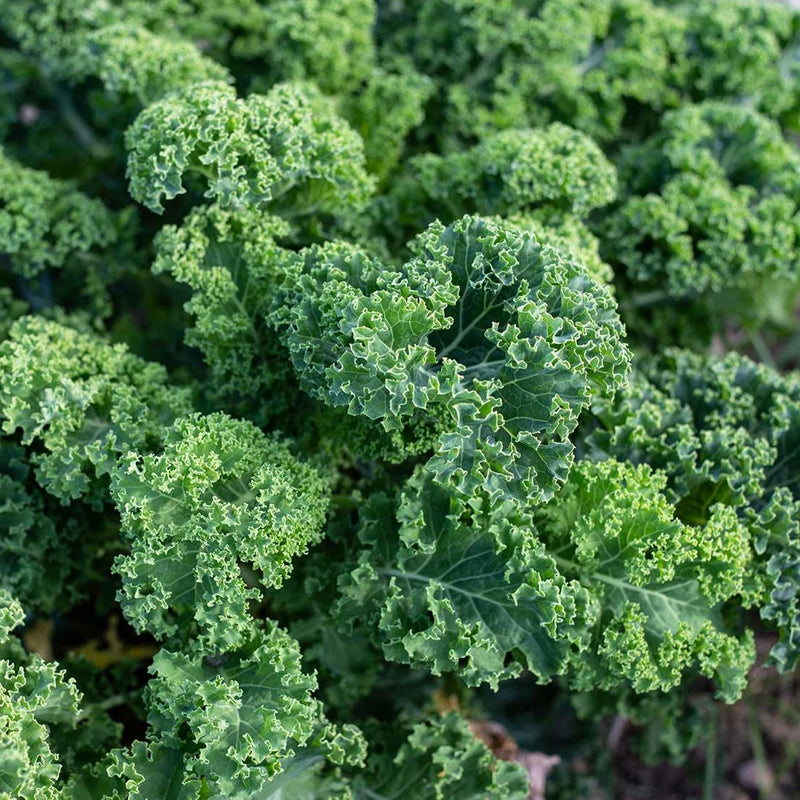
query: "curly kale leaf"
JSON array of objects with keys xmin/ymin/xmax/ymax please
[
  {"xmin": 379, "ymin": 124, "xmax": 618, "ymax": 249},
  {"xmin": 681, "ymin": 0, "xmax": 799, "ymax": 117},
  {"xmin": 581, "ymin": 368, "xmax": 777, "ymax": 513},
  {"xmin": 0, "ymin": 590, "xmax": 83, "ymax": 800},
  {"xmin": 1, "ymin": 11, "xmax": 230, "ymax": 104},
  {"xmin": 581, "ymin": 349, "xmax": 800, "ymax": 672},
  {"xmin": 0, "ymin": 149, "xmax": 136, "ymax": 319},
  {"xmin": 376, "ymin": 0, "xmax": 611, "ymax": 142},
  {"xmin": 0, "ymin": 317, "xmax": 192, "ymax": 504},
  {"xmin": 76, "ymin": 743, "xmax": 355, "ymax": 800},
  {"xmin": 0, "ymin": 0, "xmax": 375, "ymax": 95},
  {"xmin": 125, "ymin": 81, "xmax": 373, "ymax": 215},
  {"xmin": 589, "ymin": 349, "xmax": 800, "ymax": 507},
  {"xmin": 749, "ymin": 491, "xmax": 800, "ymax": 672},
  {"xmin": 0, "ymin": 441, "xmax": 104, "ymax": 614},
  {"xmin": 78, "ymin": 24, "xmax": 232, "ymax": 105},
  {"xmin": 340, "ymin": 456, "xmax": 755, "ymax": 700},
  {"xmin": 274, "ymin": 215, "xmax": 629, "ymax": 503},
  {"xmin": 71, "ymin": 623, "xmax": 364, "ymax": 800},
  {"xmin": 377, "ymin": 0, "xmax": 799, "ymax": 145},
  {"xmin": 0, "ymin": 0, "xmax": 120, "ymax": 79},
  {"xmin": 501, "ymin": 210, "xmax": 613, "ymax": 286},
  {"xmin": 0, "ymin": 464, "xmax": 63, "ymax": 612},
  {"xmin": 335, "ymin": 474, "xmax": 589, "ymax": 689},
  {"xmin": 339, "ymin": 63, "xmax": 434, "ymax": 181},
  {"xmin": 352, "ymin": 713, "xmax": 529, "ymax": 800},
  {"xmin": 411, "ymin": 124, "xmax": 617, "ymax": 219},
  {"xmin": 0, "ymin": 149, "xmax": 120, "ymax": 277},
  {"xmin": 534, "ymin": 459, "xmax": 755, "ymax": 701},
  {"xmin": 599, "ymin": 102, "xmax": 800, "ymax": 339},
  {"xmin": 151, "ymin": 204, "xmax": 298, "ymax": 424},
  {"xmin": 0, "ymin": 290, "xmax": 27, "ymax": 342},
  {"xmin": 111, "ymin": 412, "xmax": 329, "ymax": 648},
  {"xmin": 209, "ymin": 0, "xmax": 376, "ymax": 94}
]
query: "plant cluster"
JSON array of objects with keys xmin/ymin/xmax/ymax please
[{"xmin": 2, "ymin": 1, "xmax": 800, "ymax": 797}]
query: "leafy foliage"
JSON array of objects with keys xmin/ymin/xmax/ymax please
[
  {"xmin": 67, "ymin": 622, "xmax": 365, "ymax": 799},
  {"xmin": 4, "ymin": 0, "xmax": 800, "ymax": 796},
  {"xmin": 535, "ymin": 459, "xmax": 755, "ymax": 701},
  {"xmin": 273, "ymin": 215, "xmax": 629, "ymax": 504},
  {"xmin": 78, "ymin": 24, "xmax": 232, "ymax": 105},
  {"xmin": 0, "ymin": 317, "xmax": 192, "ymax": 504},
  {"xmin": 598, "ymin": 102, "xmax": 800, "ymax": 341},
  {"xmin": 0, "ymin": 150, "xmax": 118, "ymax": 278},
  {"xmin": 352, "ymin": 713, "xmax": 529, "ymax": 799},
  {"xmin": 0, "ymin": 440, "xmax": 105, "ymax": 614},
  {"xmin": 335, "ymin": 478, "xmax": 588, "ymax": 688},
  {"xmin": 580, "ymin": 349, "xmax": 800, "ymax": 672},
  {"xmin": 0, "ymin": 590, "xmax": 82, "ymax": 800},
  {"xmin": 376, "ymin": 0, "xmax": 800, "ymax": 146},
  {"xmin": 112, "ymin": 412, "xmax": 330, "ymax": 648},
  {"xmin": 409, "ymin": 124, "xmax": 617, "ymax": 219},
  {"xmin": 126, "ymin": 81, "xmax": 373, "ymax": 215},
  {"xmin": 151, "ymin": 204, "xmax": 297, "ymax": 424}
]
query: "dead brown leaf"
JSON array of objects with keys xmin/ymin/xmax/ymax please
[{"xmin": 469, "ymin": 718, "xmax": 560, "ymax": 800}]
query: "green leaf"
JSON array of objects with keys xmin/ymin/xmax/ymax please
[
  {"xmin": 0, "ymin": 149, "xmax": 118, "ymax": 278},
  {"xmin": 353, "ymin": 713, "xmax": 528, "ymax": 800},
  {"xmin": 125, "ymin": 81, "xmax": 373, "ymax": 215},
  {"xmin": 276, "ymin": 216, "xmax": 629, "ymax": 504},
  {"xmin": 151, "ymin": 204, "xmax": 297, "ymax": 424},
  {"xmin": 535, "ymin": 459, "xmax": 755, "ymax": 701},
  {"xmin": 131, "ymin": 623, "xmax": 363, "ymax": 800},
  {"xmin": 112, "ymin": 413, "xmax": 329, "ymax": 648},
  {"xmin": 335, "ymin": 475, "xmax": 588, "ymax": 688},
  {"xmin": 0, "ymin": 590, "xmax": 82, "ymax": 800},
  {"xmin": 0, "ymin": 317, "xmax": 189, "ymax": 504},
  {"xmin": 411, "ymin": 123, "xmax": 617, "ymax": 218},
  {"xmin": 0, "ymin": 317, "xmax": 192, "ymax": 505}
]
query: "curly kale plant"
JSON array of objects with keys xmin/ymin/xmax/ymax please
[
  {"xmin": 599, "ymin": 102, "xmax": 800, "ymax": 342},
  {"xmin": 2, "ymin": 1, "xmax": 800, "ymax": 798}
]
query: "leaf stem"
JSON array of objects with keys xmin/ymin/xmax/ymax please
[
  {"xmin": 746, "ymin": 699, "xmax": 772, "ymax": 800},
  {"xmin": 703, "ymin": 704, "xmax": 718, "ymax": 800},
  {"xmin": 76, "ymin": 690, "xmax": 140, "ymax": 721},
  {"xmin": 53, "ymin": 86, "xmax": 110, "ymax": 159},
  {"xmin": 746, "ymin": 329, "xmax": 776, "ymax": 370}
]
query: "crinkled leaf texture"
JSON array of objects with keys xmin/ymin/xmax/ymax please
[
  {"xmin": 275, "ymin": 215, "xmax": 629, "ymax": 504},
  {"xmin": 335, "ymin": 472, "xmax": 589, "ymax": 689},
  {"xmin": 352, "ymin": 713, "xmax": 529, "ymax": 800},
  {"xmin": 581, "ymin": 348, "xmax": 800, "ymax": 670},
  {"xmin": 0, "ymin": 0, "xmax": 376, "ymax": 97},
  {"xmin": 599, "ymin": 102, "xmax": 800, "ymax": 337},
  {"xmin": 0, "ymin": 148, "xmax": 119, "ymax": 277},
  {"xmin": 337, "ymin": 456, "xmax": 754, "ymax": 699},
  {"xmin": 215, "ymin": 0, "xmax": 376, "ymax": 94},
  {"xmin": 151, "ymin": 204, "xmax": 297, "ymax": 423},
  {"xmin": 535, "ymin": 459, "xmax": 755, "ymax": 701},
  {"xmin": 0, "ymin": 430, "xmax": 109, "ymax": 616},
  {"xmin": 411, "ymin": 123, "xmax": 617, "ymax": 218},
  {"xmin": 0, "ymin": 317, "xmax": 192, "ymax": 505},
  {"xmin": 339, "ymin": 63, "xmax": 434, "ymax": 180},
  {"xmin": 0, "ymin": 461, "xmax": 82, "ymax": 613},
  {"xmin": 68, "ymin": 622, "xmax": 365, "ymax": 800},
  {"xmin": 0, "ymin": 590, "xmax": 82, "ymax": 800},
  {"xmin": 750, "ymin": 491, "xmax": 800, "ymax": 672},
  {"xmin": 125, "ymin": 80, "xmax": 373, "ymax": 214},
  {"xmin": 111, "ymin": 412, "xmax": 330, "ymax": 649},
  {"xmin": 502, "ymin": 210, "xmax": 613, "ymax": 286},
  {"xmin": 79, "ymin": 23, "xmax": 232, "ymax": 104},
  {"xmin": 378, "ymin": 0, "xmax": 798, "ymax": 146}
]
